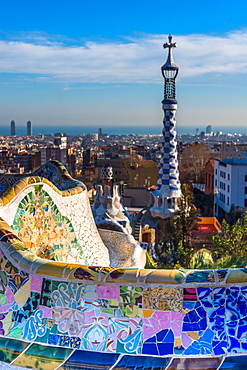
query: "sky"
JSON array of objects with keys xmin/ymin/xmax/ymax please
[{"xmin": 1, "ymin": 0, "xmax": 247, "ymax": 132}]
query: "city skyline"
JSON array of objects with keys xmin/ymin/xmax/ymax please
[{"xmin": 1, "ymin": 0, "xmax": 247, "ymax": 130}]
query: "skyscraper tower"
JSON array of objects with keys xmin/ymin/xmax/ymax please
[
  {"xmin": 27, "ymin": 121, "xmax": 32, "ymax": 136},
  {"xmin": 10, "ymin": 120, "xmax": 16, "ymax": 136},
  {"xmin": 150, "ymin": 35, "xmax": 181, "ymax": 219}
]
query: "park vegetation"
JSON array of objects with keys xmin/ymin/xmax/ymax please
[{"xmin": 147, "ymin": 185, "xmax": 247, "ymax": 270}]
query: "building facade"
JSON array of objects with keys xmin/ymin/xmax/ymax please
[
  {"xmin": 27, "ymin": 120, "xmax": 32, "ymax": 136},
  {"xmin": 214, "ymin": 158, "xmax": 247, "ymax": 220},
  {"xmin": 10, "ymin": 120, "xmax": 16, "ymax": 136}
]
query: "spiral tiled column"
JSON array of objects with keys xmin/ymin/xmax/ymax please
[{"xmin": 150, "ymin": 35, "xmax": 181, "ymax": 219}]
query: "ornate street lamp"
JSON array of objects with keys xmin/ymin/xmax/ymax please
[{"xmin": 161, "ymin": 34, "xmax": 179, "ymax": 100}]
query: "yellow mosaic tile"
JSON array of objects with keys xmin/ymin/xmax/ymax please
[
  {"xmin": 137, "ymin": 269, "xmax": 155, "ymax": 283},
  {"xmin": 63, "ymin": 264, "xmax": 82, "ymax": 278},
  {"xmin": 14, "ymin": 280, "xmax": 31, "ymax": 308},
  {"xmin": 143, "ymin": 309, "xmax": 154, "ymax": 318},
  {"xmin": 36, "ymin": 261, "xmax": 67, "ymax": 277},
  {"xmin": 4, "ymin": 188, "xmax": 16, "ymax": 200},
  {"xmin": 175, "ymin": 338, "xmax": 182, "ymax": 347},
  {"xmin": 187, "ymin": 332, "xmax": 200, "ymax": 340},
  {"xmin": 1, "ymin": 196, "xmax": 9, "ymax": 206},
  {"xmin": 0, "ymin": 220, "xmax": 13, "ymax": 232},
  {"xmin": 226, "ymin": 269, "xmax": 247, "ymax": 283},
  {"xmin": 145, "ymin": 270, "xmax": 184, "ymax": 284},
  {"xmin": 14, "ymin": 180, "xmax": 27, "ymax": 192},
  {"xmin": 105, "ymin": 269, "xmax": 138, "ymax": 283}
]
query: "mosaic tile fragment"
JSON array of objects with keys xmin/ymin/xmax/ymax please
[
  {"xmin": 12, "ymin": 343, "xmax": 72, "ymax": 370},
  {"xmin": 167, "ymin": 357, "xmax": 222, "ymax": 370},
  {"xmin": 60, "ymin": 349, "xmax": 119, "ymax": 370}
]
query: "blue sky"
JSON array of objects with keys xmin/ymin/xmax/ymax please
[{"xmin": 1, "ymin": 0, "xmax": 247, "ymax": 132}]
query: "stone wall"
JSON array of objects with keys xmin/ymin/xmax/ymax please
[{"xmin": 98, "ymin": 229, "xmax": 146, "ymax": 268}]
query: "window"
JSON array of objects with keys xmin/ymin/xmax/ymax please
[
  {"xmin": 220, "ymin": 170, "xmax": 226, "ymax": 178},
  {"xmin": 228, "ymin": 174, "xmax": 230, "ymax": 180},
  {"xmin": 245, "ymin": 199, "xmax": 247, "ymax": 207},
  {"xmin": 215, "ymin": 169, "xmax": 217, "ymax": 175},
  {"xmin": 245, "ymin": 175, "xmax": 247, "ymax": 182},
  {"xmin": 245, "ymin": 187, "xmax": 247, "ymax": 195},
  {"xmin": 220, "ymin": 193, "xmax": 225, "ymax": 203},
  {"xmin": 215, "ymin": 179, "xmax": 217, "ymax": 187},
  {"xmin": 227, "ymin": 197, "xmax": 229, "ymax": 205},
  {"xmin": 227, "ymin": 185, "xmax": 230, "ymax": 192},
  {"xmin": 220, "ymin": 181, "xmax": 226, "ymax": 190}
]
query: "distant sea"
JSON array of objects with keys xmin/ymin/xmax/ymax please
[{"xmin": 1, "ymin": 124, "xmax": 247, "ymax": 136}]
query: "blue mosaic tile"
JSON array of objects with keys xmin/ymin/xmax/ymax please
[
  {"xmin": 186, "ymin": 270, "xmax": 214, "ymax": 283},
  {"xmin": 112, "ymin": 355, "xmax": 171, "ymax": 370},
  {"xmin": 142, "ymin": 343, "xmax": 159, "ymax": 355},
  {"xmin": 228, "ymin": 336, "xmax": 241, "ymax": 353},
  {"xmin": 219, "ymin": 356, "xmax": 247, "ymax": 369},
  {"xmin": 213, "ymin": 339, "xmax": 227, "ymax": 355},
  {"xmin": 183, "ymin": 304, "xmax": 207, "ymax": 332},
  {"xmin": 59, "ymin": 349, "xmax": 119, "ymax": 370},
  {"xmin": 143, "ymin": 329, "xmax": 174, "ymax": 356},
  {"xmin": 184, "ymin": 328, "xmax": 214, "ymax": 355}
]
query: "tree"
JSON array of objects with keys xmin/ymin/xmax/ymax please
[
  {"xmin": 179, "ymin": 142, "xmax": 211, "ymax": 184},
  {"xmin": 212, "ymin": 213, "xmax": 247, "ymax": 260},
  {"xmin": 189, "ymin": 248, "xmax": 247, "ymax": 269},
  {"xmin": 155, "ymin": 184, "xmax": 199, "ymax": 268}
]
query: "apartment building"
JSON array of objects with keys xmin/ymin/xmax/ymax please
[{"xmin": 214, "ymin": 158, "xmax": 247, "ymax": 220}]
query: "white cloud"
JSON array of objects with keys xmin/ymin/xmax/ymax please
[{"xmin": 0, "ymin": 31, "xmax": 247, "ymax": 84}]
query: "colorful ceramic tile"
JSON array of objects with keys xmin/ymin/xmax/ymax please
[
  {"xmin": 0, "ymin": 337, "xmax": 29, "ymax": 364},
  {"xmin": 219, "ymin": 356, "xmax": 247, "ymax": 369},
  {"xmin": 53, "ymin": 306, "xmax": 85, "ymax": 337},
  {"xmin": 183, "ymin": 302, "xmax": 207, "ymax": 332},
  {"xmin": 167, "ymin": 357, "xmax": 222, "ymax": 370},
  {"xmin": 40, "ymin": 278, "xmax": 52, "ymax": 307},
  {"xmin": 226, "ymin": 269, "xmax": 247, "ymax": 284},
  {"xmin": 216, "ymin": 269, "xmax": 228, "ymax": 282},
  {"xmin": 13, "ymin": 280, "xmax": 31, "ymax": 308},
  {"xmin": 12, "ymin": 188, "xmax": 88, "ymax": 265},
  {"xmin": 112, "ymin": 354, "xmax": 171, "ymax": 370},
  {"xmin": 12, "ymin": 343, "xmax": 72, "ymax": 370},
  {"xmin": 119, "ymin": 303, "xmax": 143, "ymax": 318},
  {"xmin": 142, "ymin": 328, "xmax": 174, "ymax": 356},
  {"xmin": 97, "ymin": 285, "xmax": 119, "ymax": 300},
  {"xmin": 107, "ymin": 317, "xmax": 142, "ymax": 354},
  {"xmin": 184, "ymin": 288, "xmax": 197, "ymax": 301},
  {"xmin": 80, "ymin": 309, "xmax": 108, "ymax": 351},
  {"xmin": 185, "ymin": 270, "xmax": 215, "ymax": 283},
  {"xmin": 143, "ymin": 287, "xmax": 182, "ymax": 312},
  {"xmin": 31, "ymin": 276, "xmax": 43, "ymax": 292},
  {"xmin": 22, "ymin": 308, "xmax": 48, "ymax": 341},
  {"xmin": 120, "ymin": 286, "xmax": 142, "ymax": 306},
  {"xmin": 60, "ymin": 349, "xmax": 119, "ymax": 370},
  {"xmin": 145, "ymin": 269, "xmax": 184, "ymax": 284},
  {"xmin": 83, "ymin": 285, "xmax": 97, "ymax": 305},
  {"xmin": 143, "ymin": 311, "xmax": 183, "ymax": 343},
  {"xmin": 51, "ymin": 281, "xmax": 84, "ymax": 309}
]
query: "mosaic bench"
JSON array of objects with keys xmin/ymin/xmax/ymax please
[
  {"xmin": 0, "ymin": 216, "xmax": 247, "ymax": 370},
  {"xmin": 0, "ymin": 162, "xmax": 246, "ymax": 369}
]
